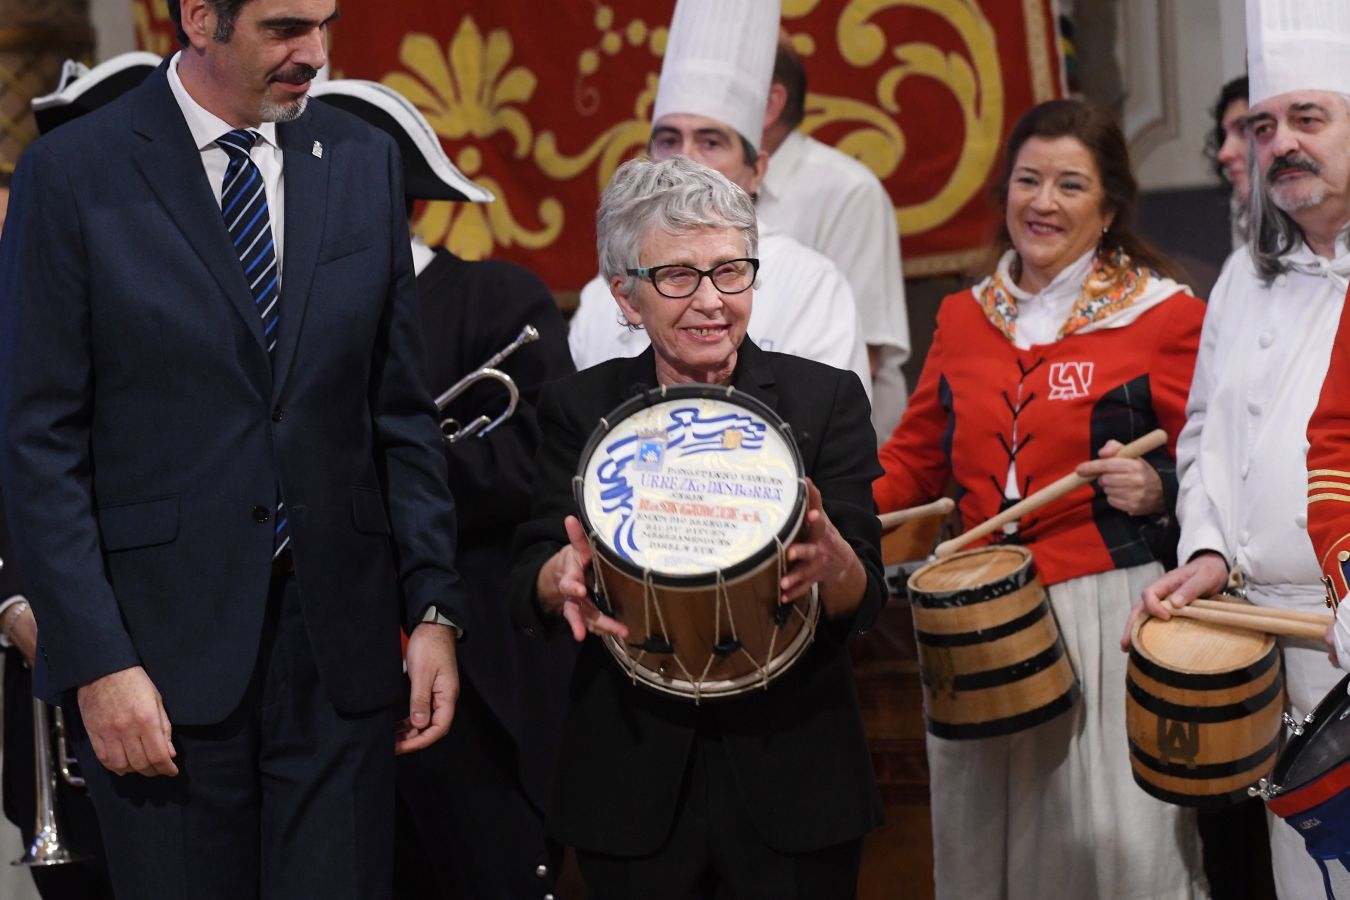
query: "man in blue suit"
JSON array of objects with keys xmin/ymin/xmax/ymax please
[{"xmin": 0, "ymin": 1, "xmax": 466, "ymax": 897}]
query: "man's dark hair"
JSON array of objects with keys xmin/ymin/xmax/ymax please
[
  {"xmin": 167, "ymin": 0, "xmax": 250, "ymax": 45},
  {"xmin": 1204, "ymin": 75, "xmax": 1249, "ymax": 185},
  {"xmin": 772, "ymin": 40, "xmax": 807, "ymax": 132}
]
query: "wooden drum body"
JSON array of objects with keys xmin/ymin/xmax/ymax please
[
  {"xmin": 574, "ymin": 385, "xmax": 817, "ymax": 702},
  {"xmin": 1126, "ymin": 614, "xmax": 1285, "ymax": 807},
  {"xmin": 906, "ymin": 546, "xmax": 1080, "ymax": 739}
]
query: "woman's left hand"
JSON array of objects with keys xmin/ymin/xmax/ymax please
[
  {"xmin": 1075, "ymin": 439, "xmax": 1165, "ymax": 517},
  {"xmin": 781, "ymin": 478, "xmax": 867, "ymax": 620}
]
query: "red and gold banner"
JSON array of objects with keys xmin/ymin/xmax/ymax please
[{"xmin": 132, "ymin": 0, "xmax": 1062, "ymax": 287}]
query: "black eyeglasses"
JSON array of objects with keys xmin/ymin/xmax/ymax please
[{"xmin": 626, "ymin": 258, "xmax": 760, "ymax": 299}]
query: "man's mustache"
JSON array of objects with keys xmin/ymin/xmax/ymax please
[
  {"xmin": 271, "ymin": 65, "xmax": 318, "ymax": 86},
  {"xmin": 1268, "ymin": 153, "xmax": 1320, "ymax": 181}
]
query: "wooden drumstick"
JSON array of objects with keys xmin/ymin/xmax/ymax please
[
  {"xmin": 933, "ymin": 428, "xmax": 1168, "ymax": 558},
  {"xmin": 1188, "ymin": 597, "xmax": 1334, "ymax": 626},
  {"xmin": 1167, "ymin": 604, "xmax": 1330, "ymax": 641},
  {"xmin": 877, "ymin": 497, "xmax": 955, "ymax": 533}
]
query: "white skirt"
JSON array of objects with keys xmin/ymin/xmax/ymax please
[{"xmin": 926, "ymin": 563, "xmax": 1209, "ymax": 900}]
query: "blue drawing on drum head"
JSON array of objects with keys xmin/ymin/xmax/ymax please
[
  {"xmin": 594, "ymin": 405, "xmax": 767, "ymax": 564},
  {"xmin": 666, "ymin": 408, "xmax": 764, "ymax": 455}
]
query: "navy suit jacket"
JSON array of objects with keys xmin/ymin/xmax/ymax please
[
  {"xmin": 0, "ymin": 62, "xmax": 467, "ymax": 726},
  {"xmin": 509, "ymin": 340, "xmax": 886, "ymax": 855}
]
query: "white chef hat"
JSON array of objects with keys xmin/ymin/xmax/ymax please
[
  {"xmin": 651, "ymin": 0, "xmax": 781, "ymax": 151},
  {"xmin": 1247, "ymin": 0, "xmax": 1350, "ymax": 107}
]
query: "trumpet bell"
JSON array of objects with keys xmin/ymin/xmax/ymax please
[{"xmin": 17, "ymin": 823, "xmax": 87, "ymax": 867}]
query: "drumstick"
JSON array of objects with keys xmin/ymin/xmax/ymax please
[
  {"xmin": 1187, "ymin": 597, "xmax": 1333, "ymax": 626},
  {"xmin": 1167, "ymin": 604, "xmax": 1330, "ymax": 641},
  {"xmin": 878, "ymin": 497, "xmax": 955, "ymax": 533},
  {"xmin": 933, "ymin": 428, "xmax": 1168, "ymax": 558}
]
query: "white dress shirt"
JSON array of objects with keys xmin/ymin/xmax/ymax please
[
  {"xmin": 759, "ymin": 131, "xmax": 910, "ymax": 438},
  {"xmin": 568, "ymin": 223, "xmax": 871, "ymax": 398},
  {"xmin": 1176, "ymin": 240, "xmax": 1350, "ymax": 588},
  {"xmin": 167, "ymin": 52, "xmax": 285, "ymax": 283},
  {"xmin": 1001, "ymin": 249, "xmax": 1095, "ymax": 350}
]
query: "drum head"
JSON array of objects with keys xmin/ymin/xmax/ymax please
[
  {"xmin": 1275, "ymin": 675, "xmax": 1350, "ymax": 793},
  {"xmin": 575, "ymin": 384, "xmax": 805, "ymax": 586},
  {"xmin": 908, "ymin": 546, "xmax": 1032, "ymax": 596},
  {"xmin": 1132, "ymin": 613, "xmax": 1276, "ymax": 675}
]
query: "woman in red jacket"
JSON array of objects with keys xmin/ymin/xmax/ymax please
[{"xmin": 876, "ymin": 100, "xmax": 1209, "ymax": 899}]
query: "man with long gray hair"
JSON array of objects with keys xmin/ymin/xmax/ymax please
[{"xmin": 1131, "ymin": 0, "xmax": 1350, "ymax": 893}]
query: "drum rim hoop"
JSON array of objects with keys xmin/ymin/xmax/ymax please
[
  {"xmin": 573, "ymin": 383, "xmax": 807, "ymax": 587},
  {"xmin": 599, "ymin": 587, "xmax": 821, "ymax": 701},
  {"xmin": 907, "ymin": 545, "xmax": 1036, "ymax": 606},
  {"xmin": 1128, "ymin": 615, "xmax": 1278, "ymax": 680},
  {"xmin": 1271, "ymin": 672, "xmax": 1350, "ymax": 793}
]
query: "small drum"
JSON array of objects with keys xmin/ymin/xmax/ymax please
[
  {"xmin": 1252, "ymin": 675, "xmax": 1350, "ymax": 895},
  {"xmin": 574, "ymin": 384, "xmax": 817, "ymax": 702},
  {"xmin": 1126, "ymin": 613, "xmax": 1284, "ymax": 807},
  {"xmin": 906, "ymin": 546, "xmax": 1080, "ymax": 739}
]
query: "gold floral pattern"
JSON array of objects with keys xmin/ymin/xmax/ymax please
[
  {"xmin": 287, "ymin": 1, "xmax": 1065, "ymax": 281},
  {"xmin": 835, "ymin": 0, "xmax": 1003, "ymax": 236},
  {"xmin": 384, "ymin": 21, "xmax": 535, "ymax": 158},
  {"xmin": 385, "ymin": 22, "xmax": 561, "ymax": 260}
]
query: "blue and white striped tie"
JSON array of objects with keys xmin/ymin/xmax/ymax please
[{"xmin": 217, "ymin": 129, "xmax": 289, "ymax": 558}]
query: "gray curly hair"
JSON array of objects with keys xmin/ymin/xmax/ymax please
[{"xmin": 596, "ymin": 156, "xmax": 758, "ymax": 299}]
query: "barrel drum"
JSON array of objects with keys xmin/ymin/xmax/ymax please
[
  {"xmin": 907, "ymin": 546, "xmax": 1080, "ymax": 740},
  {"xmin": 1126, "ymin": 614, "xmax": 1284, "ymax": 807}
]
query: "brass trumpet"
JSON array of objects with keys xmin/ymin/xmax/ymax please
[
  {"xmin": 1, "ymin": 554, "xmax": 88, "ymax": 868},
  {"xmin": 17, "ymin": 699, "xmax": 88, "ymax": 867},
  {"xmin": 436, "ymin": 325, "xmax": 540, "ymax": 443}
]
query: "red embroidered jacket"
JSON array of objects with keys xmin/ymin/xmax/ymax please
[
  {"xmin": 875, "ymin": 288, "xmax": 1205, "ymax": 587},
  {"xmin": 1306, "ymin": 283, "xmax": 1350, "ymax": 600}
]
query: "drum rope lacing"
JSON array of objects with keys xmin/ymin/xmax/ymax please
[
  {"xmin": 637, "ymin": 567, "xmax": 701, "ymax": 696},
  {"xmin": 585, "ymin": 530, "xmax": 647, "ymax": 688}
]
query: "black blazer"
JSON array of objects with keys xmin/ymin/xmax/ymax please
[
  {"xmin": 416, "ymin": 247, "xmax": 577, "ymax": 809},
  {"xmin": 509, "ymin": 340, "xmax": 886, "ymax": 855},
  {"xmin": 0, "ymin": 62, "xmax": 466, "ymax": 725}
]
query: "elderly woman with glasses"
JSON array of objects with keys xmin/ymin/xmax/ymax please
[{"xmin": 507, "ymin": 155, "xmax": 885, "ymax": 897}]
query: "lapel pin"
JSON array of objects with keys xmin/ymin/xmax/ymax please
[{"xmin": 312, "ymin": 141, "xmax": 324, "ymax": 159}]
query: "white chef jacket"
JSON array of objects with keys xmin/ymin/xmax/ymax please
[
  {"xmin": 759, "ymin": 131, "xmax": 909, "ymax": 439},
  {"xmin": 567, "ymin": 223, "xmax": 872, "ymax": 399},
  {"xmin": 1176, "ymin": 239, "xmax": 1350, "ymax": 588}
]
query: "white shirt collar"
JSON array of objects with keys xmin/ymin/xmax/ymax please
[
  {"xmin": 760, "ymin": 130, "xmax": 806, "ymax": 204},
  {"xmin": 998, "ymin": 247, "xmax": 1097, "ymax": 305},
  {"xmin": 1283, "ymin": 232, "xmax": 1350, "ymax": 281},
  {"xmin": 166, "ymin": 51, "xmax": 278, "ymax": 152},
  {"xmin": 410, "ymin": 234, "xmax": 436, "ymax": 277}
]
